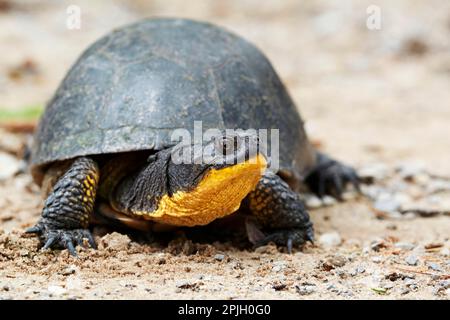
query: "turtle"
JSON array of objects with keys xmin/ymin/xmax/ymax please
[{"xmin": 27, "ymin": 18, "xmax": 359, "ymax": 256}]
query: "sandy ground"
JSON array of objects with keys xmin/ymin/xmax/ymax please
[{"xmin": 1, "ymin": 0, "xmax": 450, "ymax": 299}]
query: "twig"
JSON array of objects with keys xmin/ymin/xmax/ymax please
[
  {"xmin": 396, "ymin": 266, "xmax": 450, "ymax": 279},
  {"xmin": 400, "ymin": 209, "xmax": 450, "ymax": 217}
]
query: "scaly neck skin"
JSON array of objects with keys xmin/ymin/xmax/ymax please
[{"xmin": 111, "ymin": 148, "xmax": 171, "ymax": 215}]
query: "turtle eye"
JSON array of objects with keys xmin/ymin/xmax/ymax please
[{"xmin": 216, "ymin": 135, "xmax": 240, "ymax": 156}]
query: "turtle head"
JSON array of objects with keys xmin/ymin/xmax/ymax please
[
  {"xmin": 118, "ymin": 132, "xmax": 267, "ymax": 226},
  {"xmin": 160, "ymin": 132, "xmax": 267, "ymax": 225}
]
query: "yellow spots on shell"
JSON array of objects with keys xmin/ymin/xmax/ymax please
[{"xmin": 131, "ymin": 154, "xmax": 267, "ymax": 227}]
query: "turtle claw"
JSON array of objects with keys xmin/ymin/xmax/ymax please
[
  {"xmin": 63, "ymin": 236, "xmax": 77, "ymax": 257},
  {"xmin": 305, "ymin": 228, "xmax": 314, "ymax": 244},
  {"xmin": 26, "ymin": 223, "xmax": 96, "ymax": 256},
  {"xmin": 306, "ymin": 154, "xmax": 360, "ymax": 200},
  {"xmin": 25, "ymin": 225, "xmax": 42, "ymax": 234},
  {"xmin": 254, "ymin": 225, "xmax": 314, "ymax": 254},
  {"xmin": 286, "ymin": 238, "xmax": 293, "ymax": 254},
  {"xmin": 42, "ymin": 235, "xmax": 57, "ymax": 250}
]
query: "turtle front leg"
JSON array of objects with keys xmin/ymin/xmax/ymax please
[
  {"xmin": 245, "ymin": 172, "xmax": 314, "ymax": 253},
  {"xmin": 26, "ymin": 157, "xmax": 99, "ymax": 256},
  {"xmin": 305, "ymin": 152, "xmax": 360, "ymax": 200}
]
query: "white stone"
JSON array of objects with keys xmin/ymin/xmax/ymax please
[{"xmin": 318, "ymin": 232, "xmax": 342, "ymax": 247}]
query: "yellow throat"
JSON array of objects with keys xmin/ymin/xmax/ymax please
[{"xmin": 132, "ymin": 154, "xmax": 267, "ymax": 226}]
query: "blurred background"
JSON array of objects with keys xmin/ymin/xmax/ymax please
[{"xmin": 1, "ymin": 0, "xmax": 449, "ymax": 173}]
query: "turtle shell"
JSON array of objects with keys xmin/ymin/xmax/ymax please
[{"xmin": 31, "ymin": 18, "xmax": 316, "ymax": 185}]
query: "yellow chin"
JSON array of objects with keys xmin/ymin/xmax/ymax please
[{"xmin": 132, "ymin": 154, "xmax": 267, "ymax": 226}]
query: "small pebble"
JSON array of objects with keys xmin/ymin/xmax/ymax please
[
  {"xmin": 427, "ymin": 262, "xmax": 442, "ymax": 272},
  {"xmin": 401, "ymin": 288, "xmax": 410, "ymax": 295},
  {"xmin": 326, "ymin": 255, "xmax": 347, "ymax": 268},
  {"xmin": 295, "ymin": 284, "xmax": 316, "ymax": 295},
  {"xmin": 440, "ymin": 248, "xmax": 450, "ymax": 257},
  {"xmin": 405, "ymin": 255, "xmax": 419, "ymax": 266},
  {"xmin": 272, "ymin": 283, "xmax": 287, "ymax": 291},
  {"xmin": 437, "ymin": 280, "xmax": 450, "ymax": 289},
  {"xmin": 382, "ymin": 282, "xmax": 395, "ymax": 289},
  {"xmin": 371, "ymin": 240, "xmax": 387, "ymax": 251},
  {"xmin": 396, "ymin": 161, "xmax": 425, "ymax": 179},
  {"xmin": 272, "ymin": 261, "xmax": 287, "ymax": 273},
  {"xmin": 318, "ymin": 232, "xmax": 341, "ymax": 248},
  {"xmin": 339, "ymin": 290, "xmax": 354, "ymax": 298},
  {"xmin": 322, "ymin": 196, "xmax": 337, "ymax": 206},
  {"xmin": 356, "ymin": 265, "xmax": 366, "ymax": 274},
  {"xmin": 326, "ymin": 284, "xmax": 338, "ymax": 291},
  {"xmin": 61, "ymin": 265, "xmax": 77, "ymax": 276},
  {"xmin": 305, "ymin": 195, "xmax": 322, "ymax": 209},
  {"xmin": 175, "ymin": 280, "xmax": 195, "ymax": 289},
  {"xmin": 100, "ymin": 232, "xmax": 131, "ymax": 251},
  {"xmin": 19, "ymin": 249, "xmax": 29, "ymax": 257},
  {"xmin": 404, "ymin": 279, "xmax": 418, "ymax": 290},
  {"xmin": 358, "ymin": 163, "xmax": 389, "ymax": 181},
  {"xmin": 372, "ymin": 256, "xmax": 382, "ymax": 263},
  {"xmin": 374, "ymin": 197, "xmax": 400, "ymax": 213},
  {"xmin": 214, "ymin": 254, "xmax": 225, "ymax": 261},
  {"xmin": 394, "ymin": 242, "xmax": 416, "ymax": 251}
]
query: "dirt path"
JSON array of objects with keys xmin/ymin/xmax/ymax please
[{"xmin": 1, "ymin": 0, "xmax": 450, "ymax": 299}]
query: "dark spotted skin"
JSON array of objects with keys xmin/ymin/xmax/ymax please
[
  {"xmin": 246, "ymin": 172, "xmax": 314, "ymax": 253},
  {"xmin": 26, "ymin": 157, "xmax": 99, "ymax": 256}
]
